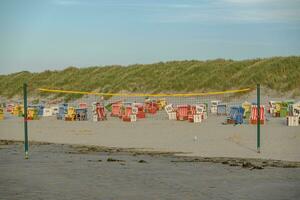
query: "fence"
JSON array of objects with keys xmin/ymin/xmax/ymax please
[{"xmin": 37, "ymin": 88, "xmax": 252, "ymax": 121}]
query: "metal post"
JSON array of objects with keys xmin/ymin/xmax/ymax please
[
  {"xmin": 257, "ymin": 84, "xmax": 260, "ymax": 153},
  {"xmin": 23, "ymin": 83, "xmax": 29, "ymax": 159}
]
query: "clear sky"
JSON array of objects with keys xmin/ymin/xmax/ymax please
[{"xmin": 0, "ymin": 0, "xmax": 300, "ymax": 74}]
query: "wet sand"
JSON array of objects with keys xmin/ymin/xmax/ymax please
[
  {"xmin": 0, "ymin": 115, "xmax": 299, "ymax": 161},
  {"xmin": 0, "ymin": 141, "xmax": 300, "ymax": 200}
]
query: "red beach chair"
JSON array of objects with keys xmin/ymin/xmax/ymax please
[
  {"xmin": 134, "ymin": 103, "xmax": 146, "ymax": 119},
  {"xmin": 96, "ymin": 103, "xmax": 106, "ymax": 121},
  {"xmin": 111, "ymin": 102, "xmax": 122, "ymax": 117},
  {"xmin": 250, "ymin": 105, "xmax": 265, "ymax": 125},
  {"xmin": 122, "ymin": 106, "xmax": 131, "ymax": 121},
  {"xmin": 176, "ymin": 105, "xmax": 189, "ymax": 121},
  {"xmin": 145, "ymin": 101, "xmax": 158, "ymax": 114}
]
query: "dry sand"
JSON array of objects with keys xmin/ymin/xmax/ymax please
[{"xmin": 0, "ymin": 113, "xmax": 299, "ymax": 162}]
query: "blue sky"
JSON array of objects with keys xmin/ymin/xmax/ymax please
[{"xmin": 0, "ymin": 0, "xmax": 300, "ymax": 74}]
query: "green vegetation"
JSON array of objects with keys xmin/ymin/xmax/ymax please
[{"xmin": 0, "ymin": 56, "xmax": 299, "ymax": 99}]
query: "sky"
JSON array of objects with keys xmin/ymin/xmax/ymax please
[{"xmin": 0, "ymin": 0, "xmax": 300, "ymax": 74}]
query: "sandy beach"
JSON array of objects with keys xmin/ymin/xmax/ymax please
[
  {"xmin": 1, "ymin": 110, "xmax": 300, "ymax": 199},
  {"xmin": 0, "ymin": 114, "xmax": 299, "ymax": 162},
  {"xmin": 0, "ymin": 141, "xmax": 300, "ymax": 200}
]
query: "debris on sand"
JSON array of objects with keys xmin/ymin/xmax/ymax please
[
  {"xmin": 282, "ymin": 164, "xmax": 298, "ymax": 168},
  {"xmin": 229, "ymin": 162, "xmax": 240, "ymax": 167},
  {"xmin": 250, "ymin": 165, "xmax": 264, "ymax": 170},
  {"xmin": 138, "ymin": 160, "xmax": 147, "ymax": 163},
  {"xmin": 107, "ymin": 158, "xmax": 125, "ymax": 162},
  {"xmin": 2, "ymin": 140, "xmax": 300, "ymax": 169},
  {"xmin": 0, "ymin": 140, "xmax": 21, "ymax": 145},
  {"xmin": 242, "ymin": 161, "xmax": 264, "ymax": 170},
  {"xmin": 242, "ymin": 161, "xmax": 253, "ymax": 168},
  {"xmin": 0, "ymin": 140, "xmax": 51, "ymax": 146},
  {"xmin": 171, "ymin": 157, "xmax": 300, "ymax": 170},
  {"xmin": 70, "ymin": 144, "xmax": 181, "ymax": 156},
  {"xmin": 87, "ymin": 159, "xmax": 102, "ymax": 162}
]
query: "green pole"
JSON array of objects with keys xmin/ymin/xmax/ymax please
[
  {"xmin": 257, "ymin": 84, "xmax": 260, "ymax": 153},
  {"xmin": 23, "ymin": 83, "xmax": 29, "ymax": 159}
]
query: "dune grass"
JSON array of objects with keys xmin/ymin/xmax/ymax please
[{"xmin": 0, "ymin": 56, "xmax": 299, "ymax": 100}]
